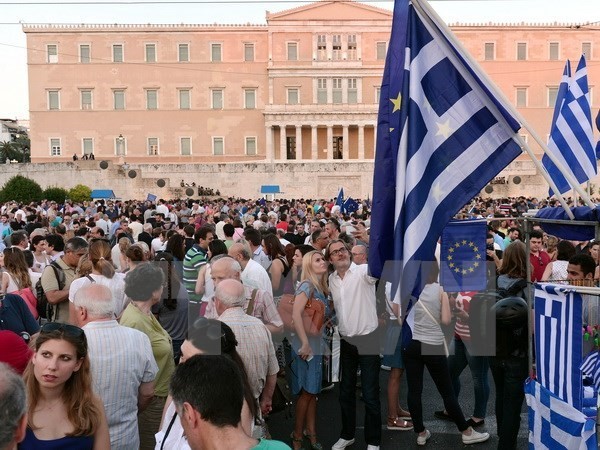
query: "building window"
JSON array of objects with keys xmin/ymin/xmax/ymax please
[
  {"xmin": 79, "ymin": 44, "xmax": 91, "ymax": 63},
  {"xmin": 80, "ymin": 90, "xmax": 92, "ymax": 110},
  {"xmin": 332, "ymin": 78, "xmax": 342, "ymax": 104},
  {"xmin": 47, "ymin": 44, "xmax": 58, "ymax": 63},
  {"xmin": 582, "ymin": 42, "xmax": 592, "ymax": 58},
  {"xmin": 48, "ymin": 90, "xmax": 60, "ymax": 110},
  {"xmin": 332, "ymin": 35, "xmax": 342, "ymax": 60},
  {"xmin": 516, "ymin": 87, "xmax": 527, "ymax": 107},
  {"xmin": 82, "ymin": 138, "xmax": 93, "ymax": 156},
  {"xmin": 287, "ymin": 42, "xmax": 298, "ymax": 61},
  {"xmin": 145, "ymin": 43, "xmax": 156, "ymax": 62},
  {"xmin": 179, "ymin": 89, "xmax": 191, "ymax": 109},
  {"xmin": 112, "ymin": 44, "xmax": 123, "ymax": 62},
  {"xmin": 211, "ymin": 89, "xmax": 223, "ymax": 109},
  {"xmin": 246, "ymin": 137, "xmax": 257, "ymax": 156},
  {"xmin": 211, "ymin": 43, "xmax": 222, "ymax": 62},
  {"xmin": 113, "ymin": 90, "xmax": 125, "ymax": 110},
  {"xmin": 348, "ymin": 34, "xmax": 357, "ymax": 60},
  {"xmin": 317, "ymin": 78, "xmax": 327, "ymax": 104},
  {"xmin": 180, "ymin": 137, "xmax": 192, "ymax": 155},
  {"xmin": 244, "ymin": 89, "xmax": 256, "ymax": 109},
  {"xmin": 147, "ymin": 137, "xmax": 159, "ymax": 155},
  {"xmin": 286, "ymin": 136, "xmax": 296, "ymax": 160},
  {"xmin": 484, "ymin": 42, "xmax": 495, "ymax": 61},
  {"xmin": 333, "ymin": 136, "xmax": 343, "ymax": 160},
  {"xmin": 317, "ymin": 34, "xmax": 326, "ymax": 60},
  {"xmin": 178, "ymin": 43, "xmax": 189, "ymax": 62},
  {"xmin": 549, "ymin": 42, "xmax": 559, "ymax": 61},
  {"xmin": 213, "ymin": 137, "xmax": 224, "ymax": 155},
  {"xmin": 519, "ymin": 134, "xmax": 528, "ymax": 144},
  {"xmin": 375, "ymin": 86, "xmax": 381, "ymax": 104},
  {"xmin": 376, "ymin": 41, "xmax": 387, "ymax": 60},
  {"xmin": 146, "ymin": 89, "xmax": 158, "ymax": 110},
  {"xmin": 517, "ymin": 42, "xmax": 527, "ymax": 61},
  {"xmin": 347, "ymin": 78, "xmax": 358, "ymax": 104},
  {"xmin": 287, "ymin": 88, "xmax": 299, "ymax": 105},
  {"xmin": 50, "ymin": 138, "xmax": 61, "ymax": 156},
  {"xmin": 114, "ymin": 136, "xmax": 127, "ymax": 155},
  {"xmin": 244, "ymin": 43, "xmax": 254, "ymax": 62},
  {"xmin": 548, "ymin": 86, "xmax": 559, "ymax": 107}
]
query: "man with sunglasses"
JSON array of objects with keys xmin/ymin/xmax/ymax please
[
  {"xmin": 528, "ymin": 230, "xmax": 550, "ymax": 282},
  {"xmin": 40, "ymin": 237, "xmax": 88, "ymax": 323}
]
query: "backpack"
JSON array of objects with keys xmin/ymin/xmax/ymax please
[{"xmin": 36, "ymin": 261, "xmax": 66, "ymax": 322}]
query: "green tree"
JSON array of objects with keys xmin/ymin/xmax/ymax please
[
  {"xmin": 0, "ymin": 175, "xmax": 43, "ymax": 203},
  {"xmin": 42, "ymin": 186, "xmax": 69, "ymax": 203},
  {"xmin": 0, "ymin": 135, "xmax": 31, "ymax": 164},
  {"xmin": 68, "ymin": 184, "xmax": 92, "ymax": 203}
]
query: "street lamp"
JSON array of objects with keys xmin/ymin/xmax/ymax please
[{"xmin": 117, "ymin": 134, "xmax": 125, "ymax": 156}]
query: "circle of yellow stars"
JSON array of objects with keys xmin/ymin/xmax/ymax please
[{"xmin": 447, "ymin": 240, "xmax": 482, "ymax": 275}]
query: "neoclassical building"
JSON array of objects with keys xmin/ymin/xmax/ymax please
[{"xmin": 24, "ymin": 0, "xmax": 598, "ymax": 176}]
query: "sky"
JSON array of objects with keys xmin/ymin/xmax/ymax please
[{"xmin": 0, "ymin": 0, "xmax": 598, "ymax": 121}]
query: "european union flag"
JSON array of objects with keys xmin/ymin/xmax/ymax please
[
  {"xmin": 335, "ymin": 188, "xmax": 344, "ymax": 208},
  {"xmin": 440, "ymin": 220, "xmax": 487, "ymax": 292},
  {"xmin": 368, "ymin": 0, "xmax": 522, "ymax": 314},
  {"xmin": 343, "ymin": 197, "xmax": 359, "ymax": 214}
]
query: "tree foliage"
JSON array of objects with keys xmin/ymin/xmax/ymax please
[
  {"xmin": 0, "ymin": 175, "xmax": 43, "ymax": 203},
  {"xmin": 42, "ymin": 186, "xmax": 69, "ymax": 203},
  {"xmin": 68, "ymin": 184, "xmax": 92, "ymax": 203}
]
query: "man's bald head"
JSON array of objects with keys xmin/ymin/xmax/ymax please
[
  {"xmin": 210, "ymin": 256, "xmax": 242, "ymax": 286},
  {"xmin": 73, "ymin": 283, "xmax": 115, "ymax": 320},
  {"xmin": 214, "ymin": 279, "xmax": 246, "ymax": 309}
]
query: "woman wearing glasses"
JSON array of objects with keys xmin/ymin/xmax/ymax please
[
  {"xmin": 20, "ymin": 322, "xmax": 110, "ymax": 449},
  {"xmin": 154, "ymin": 318, "xmax": 258, "ymax": 450}
]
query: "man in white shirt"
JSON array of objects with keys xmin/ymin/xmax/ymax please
[
  {"xmin": 73, "ymin": 284, "xmax": 158, "ymax": 450},
  {"xmin": 327, "ymin": 239, "xmax": 381, "ymax": 450},
  {"xmin": 228, "ymin": 241, "xmax": 272, "ymax": 294},
  {"xmin": 156, "ymin": 199, "xmax": 169, "ymax": 217}
]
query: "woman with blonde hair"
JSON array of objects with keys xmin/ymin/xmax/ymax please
[
  {"xmin": 2, "ymin": 247, "xmax": 38, "ymax": 319},
  {"xmin": 20, "ymin": 322, "xmax": 110, "ymax": 449},
  {"xmin": 290, "ymin": 250, "xmax": 331, "ymax": 450},
  {"xmin": 69, "ymin": 239, "xmax": 128, "ymax": 318}
]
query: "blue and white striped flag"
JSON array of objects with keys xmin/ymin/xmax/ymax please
[
  {"xmin": 542, "ymin": 56, "xmax": 596, "ymax": 195},
  {"xmin": 368, "ymin": 0, "xmax": 522, "ymax": 312},
  {"xmin": 534, "ymin": 284, "xmax": 583, "ymax": 410},
  {"xmin": 580, "ymin": 350, "xmax": 600, "ymax": 391},
  {"xmin": 525, "ymin": 378, "xmax": 597, "ymax": 450}
]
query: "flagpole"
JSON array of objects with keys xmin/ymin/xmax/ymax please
[{"xmin": 413, "ymin": 0, "xmax": 595, "ymax": 210}]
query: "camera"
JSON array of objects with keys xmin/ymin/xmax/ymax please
[{"xmin": 486, "ymin": 243, "xmax": 494, "ymax": 251}]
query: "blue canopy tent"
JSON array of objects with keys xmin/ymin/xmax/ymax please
[
  {"xmin": 260, "ymin": 185, "xmax": 281, "ymax": 201},
  {"xmin": 534, "ymin": 206, "xmax": 600, "ymax": 241},
  {"xmin": 90, "ymin": 189, "xmax": 116, "ymax": 200}
]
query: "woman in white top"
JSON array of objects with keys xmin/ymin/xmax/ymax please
[
  {"xmin": 401, "ymin": 262, "xmax": 489, "ymax": 446},
  {"xmin": 30, "ymin": 235, "xmax": 51, "ymax": 273},
  {"xmin": 1, "ymin": 247, "xmax": 38, "ymax": 319},
  {"xmin": 541, "ymin": 240, "xmax": 576, "ymax": 284}
]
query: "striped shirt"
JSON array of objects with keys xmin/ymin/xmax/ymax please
[
  {"xmin": 218, "ymin": 307, "xmax": 279, "ymax": 400},
  {"xmin": 182, "ymin": 244, "xmax": 208, "ymax": 303},
  {"xmin": 83, "ymin": 320, "xmax": 158, "ymax": 450}
]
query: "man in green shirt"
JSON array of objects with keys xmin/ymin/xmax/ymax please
[
  {"xmin": 182, "ymin": 226, "xmax": 213, "ymax": 319},
  {"xmin": 170, "ymin": 355, "xmax": 290, "ymax": 450}
]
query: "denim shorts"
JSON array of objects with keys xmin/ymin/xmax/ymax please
[{"xmin": 381, "ymin": 322, "xmax": 403, "ymax": 369}]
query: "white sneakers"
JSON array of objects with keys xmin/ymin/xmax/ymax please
[
  {"xmin": 417, "ymin": 429, "xmax": 431, "ymax": 446},
  {"xmin": 331, "ymin": 437, "xmax": 355, "ymax": 449},
  {"xmin": 462, "ymin": 429, "xmax": 490, "ymax": 445}
]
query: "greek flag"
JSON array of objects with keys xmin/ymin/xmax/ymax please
[
  {"xmin": 542, "ymin": 56, "xmax": 596, "ymax": 195},
  {"xmin": 580, "ymin": 350, "xmax": 600, "ymax": 391},
  {"xmin": 525, "ymin": 378, "xmax": 597, "ymax": 450},
  {"xmin": 534, "ymin": 284, "xmax": 583, "ymax": 410},
  {"xmin": 368, "ymin": 0, "xmax": 522, "ymax": 312}
]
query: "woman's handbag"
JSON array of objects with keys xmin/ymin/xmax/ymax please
[{"xmin": 277, "ymin": 286, "xmax": 325, "ymax": 336}]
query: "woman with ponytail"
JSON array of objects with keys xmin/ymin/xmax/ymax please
[{"xmin": 68, "ymin": 239, "xmax": 128, "ymax": 320}]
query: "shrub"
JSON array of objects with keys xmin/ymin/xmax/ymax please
[
  {"xmin": 68, "ymin": 184, "xmax": 92, "ymax": 203},
  {"xmin": 0, "ymin": 175, "xmax": 43, "ymax": 203},
  {"xmin": 42, "ymin": 186, "xmax": 69, "ymax": 203}
]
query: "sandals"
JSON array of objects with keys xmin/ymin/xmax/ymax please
[
  {"xmin": 290, "ymin": 432, "xmax": 304, "ymax": 450},
  {"xmin": 303, "ymin": 431, "xmax": 323, "ymax": 450},
  {"xmin": 387, "ymin": 416, "xmax": 414, "ymax": 431}
]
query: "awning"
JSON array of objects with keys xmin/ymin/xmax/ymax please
[
  {"xmin": 90, "ymin": 189, "xmax": 116, "ymax": 199},
  {"xmin": 260, "ymin": 185, "xmax": 281, "ymax": 194}
]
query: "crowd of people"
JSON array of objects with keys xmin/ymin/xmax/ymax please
[{"xmin": 0, "ymin": 194, "xmax": 598, "ymax": 450}]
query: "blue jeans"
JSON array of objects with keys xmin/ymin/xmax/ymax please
[
  {"xmin": 339, "ymin": 331, "xmax": 382, "ymax": 446},
  {"xmin": 489, "ymin": 356, "xmax": 528, "ymax": 450},
  {"xmin": 448, "ymin": 337, "xmax": 490, "ymax": 418}
]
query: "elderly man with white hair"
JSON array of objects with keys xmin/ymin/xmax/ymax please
[
  {"xmin": 0, "ymin": 363, "xmax": 27, "ymax": 450},
  {"xmin": 72, "ymin": 283, "xmax": 158, "ymax": 450},
  {"xmin": 215, "ymin": 278, "xmax": 279, "ymax": 419}
]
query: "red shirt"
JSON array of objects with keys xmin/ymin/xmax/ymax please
[
  {"xmin": 276, "ymin": 221, "xmax": 289, "ymax": 231},
  {"xmin": 530, "ymin": 251, "xmax": 551, "ymax": 282}
]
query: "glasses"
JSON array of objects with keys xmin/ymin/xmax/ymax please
[
  {"xmin": 329, "ymin": 247, "xmax": 348, "ymax": 257},
  {"xmin": 41, "ymin": 322, "xmax": 85, "ymax": 338}
]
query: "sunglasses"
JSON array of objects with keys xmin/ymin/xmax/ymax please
[{"xmin": 41, "ymin": 322, "xmax": 85, "ymax": 338}]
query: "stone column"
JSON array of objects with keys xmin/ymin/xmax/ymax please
[
  {"xmin": 372, "ymin": 124, "xmax": 378, "ymax": 158},
  {"xmin": 342, "ymin": 125, "xmax": 349, "ymax": 160},
  {"xmin": 279, "ymin": 125, "xmax": 287, "ymax": 161},
  {"xmin": 265, "ymin": 125, "xmax": 273, "ymax": 161},
  {"xmin": 311, "ymin": 125, "xmax": 318, "ymax": 160},
  {"xmin": 326, "ymin": 125, "xmax": 333, "ymax": 160},
  {"xmin": 358, "ymin": 125, "xmax": 365, "ymax": 160},
  {"xmin": 295, "ymin": 125, "xmax": 302, "ymax": 160}
]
